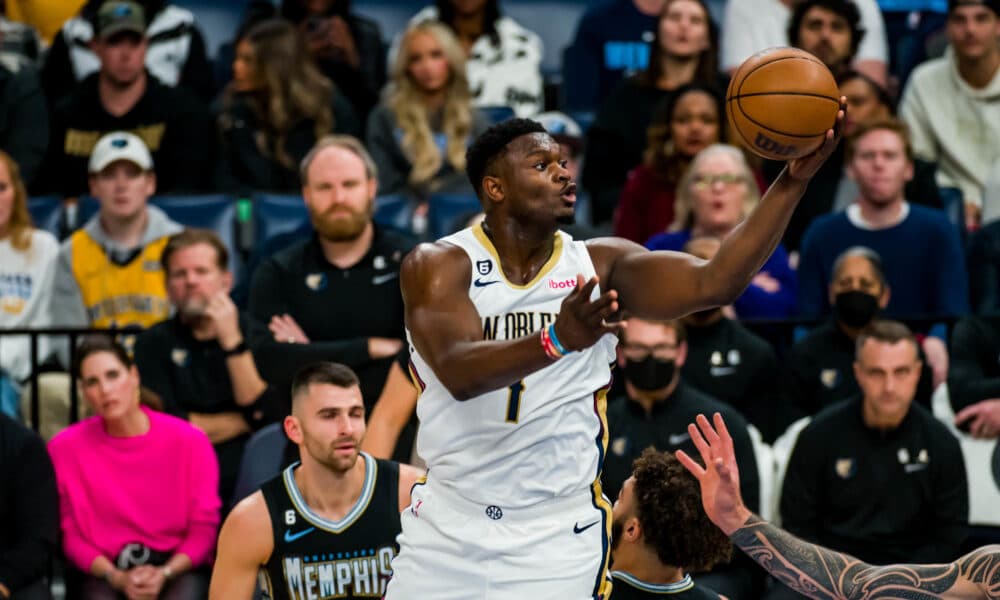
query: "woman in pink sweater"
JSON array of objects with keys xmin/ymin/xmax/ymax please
[{"xmin": 48, "ymin": 336, "xmax": 220, "ymax": 599}]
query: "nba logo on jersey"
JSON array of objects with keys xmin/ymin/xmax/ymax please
[{"xmin": 477, "ymin": 259, "xmax": 493, "ymax": 276}]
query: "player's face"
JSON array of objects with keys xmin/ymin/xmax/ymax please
[
  {"xmin": 847, "ymin": 129, "xmax": 913, "ymax": 207},
  {"xmin": 405, "ymin": 31, "xmax": 451, "ymax": 94},
  {"xmin": 0, "ymin": 159, "xmax": 14, "ymax": 237},
  {"xmin": 839, "ymin": 76, "xmax": 890, "ymax": 136},
  {"xmin": 797, "ymin": 6, "xmax": 853, "ymax": 71},
  {"xmin": 828, "ymin": 255, "xmax": 887, "ymax": 308},
  {"xmin": 89, "ymin": 160, "xmax": 154, "ymax": 222},
  {"xmin": 947, "ymin": 5, "xmax": 1000, "ymax": 61},
  {"xmin": 231, "ymin": 39, "xmax": 259, "ymax": 92},
  {"xmin": 497, "ymin": 133, "xmax": 576, "ymax": 226},
  {"xmin": 79, "ymin": 351, "xmax": 141, "ymax": 421},
  {"xmin": 291, "ymin": 383, "xmax": 367, "ymax": 473},
  {"xmin": 854, "ymin": 339, "xmax": 919, "ymax": 426},
  {"xmin": 166, "ymin": 243, "xmax": 232, "ymax": 319},
  {"xmin": 670, "ymin": 91, "xmax": 720, "ymax": 158},
  {"xmin": 690, "ymin": 152, "xmax": 748, "ymax": 233},
  {"xmin": 96, "ymin": 32, "xmax": 148, "ymax": 87},
  {"xmin": 303, "ymin": 145, "xmax": 376, "ymax": 242},
  {"xmin": 659, "ymin": 0, "xmax": 710, "ymax": 59}
]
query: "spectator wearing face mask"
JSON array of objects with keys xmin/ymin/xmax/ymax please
[
  {"xmin": 779, "ymin": 246, "xmax": 934, "ymax": 431},
  {"xmin": 604, "ymin": 315, "xmax": 761, "ymax": 600}
]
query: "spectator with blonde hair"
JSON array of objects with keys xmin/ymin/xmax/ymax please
[
  {"xmin": 367, "ymin": 20, "xmax": 488, "ymax": 220},
  {"xmin": 647, "ymin": 144, "xmax": 797, "ymax": 319},
  {"xmin": 0, "ymin": 150, "xmax": 59, "ymax": 397}
]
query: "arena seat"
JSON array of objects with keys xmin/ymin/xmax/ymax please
[
  {"xmin": 252, "ymin": 192, "xmax": 311, "ymax": 248},
  {"xmin": 373, "ymin": 193, "xmax": 415, "ymax": 233},
  {"xmin": 230, "ymin": 422, "xmax": 288, "ymax": 507},
  {"xmin": 479, "ymin": 105, "xmax": 517, "ymax": 124},
  {"xmin": 931, "ymin": 384, "xmax": 1000, "ymax": 528},
  {"xmin": 149, "ymin": 194, "xmax": 241, "ymax": 273},
  {"xmin": 27, "ymin": 196, "xmax": 64, "ymax": 239},
  {"xmin": 428, "ymin": 193, "xmax": 481, "ymax": 239}
]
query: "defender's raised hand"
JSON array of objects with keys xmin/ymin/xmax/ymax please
[
  {"xmin": 675, "ymin": 413, "xmax": 753, "ymax": 535},
  {"xmin": 552, "ymin": 275, "xmax": 624, "ymax": 351}
]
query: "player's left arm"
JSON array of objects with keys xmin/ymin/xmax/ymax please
[
  {"xmin": 397, "ymin": 464, "xmax": 426, "ymax": 512},
  {"xmin": 592, "ymin": 100, "xmax": 846, "ymax": 321}
]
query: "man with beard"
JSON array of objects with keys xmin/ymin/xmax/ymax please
[
  {"xmin": 604, "ymin": 316, "xmax": 760, "ymax": 600},
  {"xmin": 248, "ymin": 135, "xmax": 414, "ymax": 427},
  {"xmin": 209, "ymin": 362, "xmax": 424, "ymax": 600},
  {"xmin": 34, "ymin": 0, "xmax": 214, "ymax": 196},
  {"xmin": 780, "ymin": 246, "xmax": 933, "ymax": 430},
  {"xmin": 678, "ymin": 236, "xmax": 782, "ymax": 442},
  {"xmin": 135, "ymin": 229, "xmax": 281, "ymax": 504},
  {"xmin": 788, "ymin": 0, "xmax": 868, "ymax": 81},
  {"xmin": 608, "ymin": 448, "xmax": 731, "ymax": 600}
]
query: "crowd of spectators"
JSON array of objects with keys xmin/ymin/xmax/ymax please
[{"xmin": 0, "ymin": 0, "xmax": 998, "ymax": 598}]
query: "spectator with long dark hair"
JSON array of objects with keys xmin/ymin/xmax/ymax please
[
  {"xmin": 215, "ymin": 18, "xmax": 360, "ymax": 194},
  {"xmin": 280, "ymin": 0, "xmax": 385, "ymax": 120},
  {"xmin": 368, "ymin": 21, "xmax": 488, "ymax": 211},
  {"xmin": 48, "ymin": 335, "xmax": 220, "ymax": 599},
  {"xmin": 583, "ymin": 0, "xmax": 726, "ymax": 225},
  {"xmin": 399, "ymin": 0, "xmax": 544, "ymax": 117},
  {"xmin": 613, "ymin": 84, "xmax": 725, "ymax": 244}
]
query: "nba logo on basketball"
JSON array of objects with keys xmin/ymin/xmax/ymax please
[{"xmin": 753, "ymin": 132, "xmax": 797, "ymax": 157}]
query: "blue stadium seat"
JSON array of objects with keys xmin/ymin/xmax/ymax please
[
  {"xmin": 27, "ymin": 196, "xmax": 64, "ymax": 239},
  {"xmin": 230, "ymin": 422, "xmax": 288, "ymax": 507},
  {"xmin": 252, "ymin": 193, "xmax": 311, "ymax": 248},
  {"xmin": 74, "ymin": 196, "xmax": 101, "ymax": 231},
  {"xmin": 374, "ymin": 194, "xmax": 414, "ymax": 233},
  {"xmin": 428, "ymin": 193, "xmax": 481, "ymax": 239},
  {"xmin": 479, "ymin": 105, "xmax": 517, "ymax": 124},
  {"xmin": 150, "ymin": 195, "xmax": 240, "ymax": 273}
]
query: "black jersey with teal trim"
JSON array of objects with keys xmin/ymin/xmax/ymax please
[
  {"xmin": 258, "ymin": 453, "xmax": 401, "ymax": 599},
  {"xmin": 609, "ymin": 571, "xmax": 722, "ymax": 599}
]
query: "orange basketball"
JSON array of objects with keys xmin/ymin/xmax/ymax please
[{"xmin": 727, "ymin": 47, "xmax": 840, "ymax": 161}]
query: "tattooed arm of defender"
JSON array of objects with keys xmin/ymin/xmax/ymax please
[
  {"xmin": 676, "ymin": 413, "xmax": 999, "ymax": 600},
  {"xmin": 732, "ymin": 515, "xmax": 998, "ymax": 600}
]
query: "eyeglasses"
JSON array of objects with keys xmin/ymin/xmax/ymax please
[
  {"xmin": 622, "ymin": 343, "xmax": 678, "ymax": 361},
  {"xmin": 692, "ymin": 173, "xmax": 745, "ymax": 190}
]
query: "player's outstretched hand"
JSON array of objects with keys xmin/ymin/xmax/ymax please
[
  {"xmin": 552, "ymin": 274, "xmax": 624, "ymax": 352},
  {"xmin": 786, "ymin": 96, "xmax": 847, "ymax": 182},
  {"xmin": 675, "ymin": 413, "xmax": 753, "ymax": 536}
]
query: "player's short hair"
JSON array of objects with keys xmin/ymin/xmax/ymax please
[
  {"xmin": 160, "ymin": 228, "xmax": 229, "ymax": 274},
  {"xmin": 854, "ymin": 320, "xmax": 918, "ymax": 361},
  {"xmin": 291, "ymin": 362, "xmax": 361, "ymax": 403},
  {"xmin": 631, "ymin": 448, "xmax": 732, "ymax": 571},
  {"xmin": 846, "ymin": 117, "xmax": 914, "ymax": 163},
  {"xmin": 465, "ymin": 118, "xmax": 548, "ymax": 197},
  {"xmin": 831, "ymin": 246, "xmax": 887, "ymax": 289},
  {"xmin": 788, "ymin": 0, "xmax": 865, "ymax": 58},
  {"xmin": 300, "ymin": 135, "xmax": 378, "ymax": 184}
]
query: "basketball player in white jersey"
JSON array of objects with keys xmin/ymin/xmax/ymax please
[{"xmin": 386, "ymin": 111, "xmax": 845, "ymax": 599}]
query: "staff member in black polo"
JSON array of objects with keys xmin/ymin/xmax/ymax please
[{"xmin": 247, "ymin": 135, "xmax": 416, "ymax": 461}]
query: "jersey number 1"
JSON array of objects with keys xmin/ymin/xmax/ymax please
[{"xmin": 506, "ymin": 380, "xmax": 525, "ymax": 423}]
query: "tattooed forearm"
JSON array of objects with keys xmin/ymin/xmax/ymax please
[{"xmin": 731, "ymin": 516, "xmax": 1000, "ymax": 600}]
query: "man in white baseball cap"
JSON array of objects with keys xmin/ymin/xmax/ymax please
[{"xmin": 50, "ymin": 131, "xmax": 182, "ymax": 332}]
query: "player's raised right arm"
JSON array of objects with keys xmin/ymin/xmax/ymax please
[
  {"xmin": 208, "ymin": 492, "xmax": 273, "ymax": 600},
  {"xmin": 401, "ymin": 242, "xmax": 619, "ymax": 400}
]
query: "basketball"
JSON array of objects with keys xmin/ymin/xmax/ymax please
[{"xmin": 727, "ymin": 47, "xmax": 840, "ymax": 161}]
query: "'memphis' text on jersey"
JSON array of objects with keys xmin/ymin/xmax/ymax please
[{"xmin": 277, "ymin": 545, "xmax": 395, "ymax": 599}]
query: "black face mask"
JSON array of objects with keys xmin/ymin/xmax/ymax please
[
  {"xmin": 834, "ymin": 290, "xmax": 879, "ymax": 328},
  {"xmin": 624, "ymin": 356, "xmax": 676, "ymax": 392}
]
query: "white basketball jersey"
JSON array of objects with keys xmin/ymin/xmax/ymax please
[{"xmin": 407, "ymin": 224, "xmax": 618, "ymax": 508}]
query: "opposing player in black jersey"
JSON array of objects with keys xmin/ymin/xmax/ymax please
[
  {"xmin": 209, "ymin": 362, "xmax": 424, "ymax": 600},
  {"xmin": 609, "ymin": 448, "xmax": 730, "ymax": 599}
]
